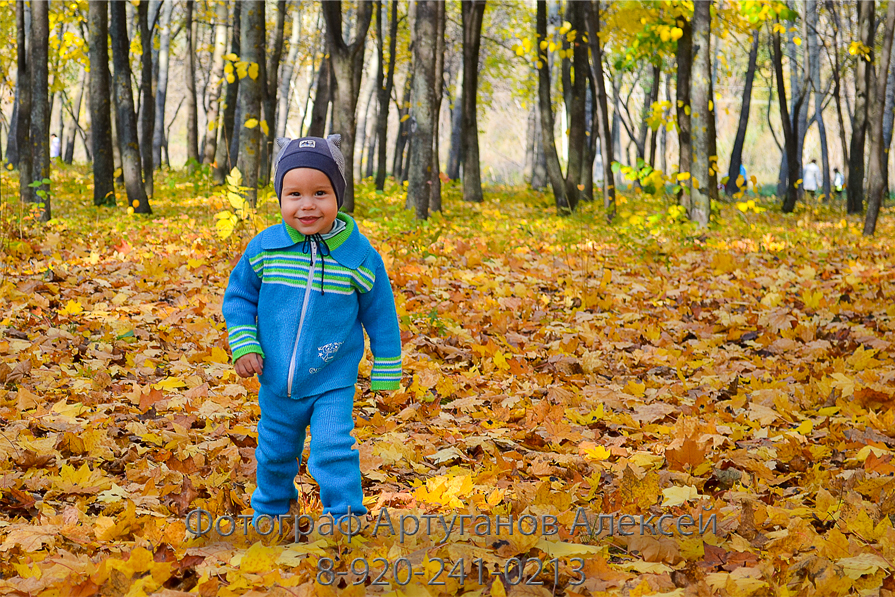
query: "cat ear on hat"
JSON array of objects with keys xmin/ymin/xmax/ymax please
[
  {"xmin": 326, "ymin": 134, "xmax": 342, "ymax": 150},
  {"xmin": 275, "ymin": 137, "xmax": 292, "ymax": 150}
]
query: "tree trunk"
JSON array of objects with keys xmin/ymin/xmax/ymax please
[
  {"xmin": 430, "ymin": 0, "xmax": 445, "ymax": 212},
  {"xmin": 585, "ymin": 0, "xmax": 615, "ymax": 219},
  {"xmin": 611, "ymin": 73, "xmax": 622, "ymax": 174},
  {"xmin": 214, "ymin": 2, "xmax": 240, "ymax": 184},
  {"xmin": 530, "ymin": 107, "xmax": 547, "ymax": 190},
  {"xmin": 882, "ymin": 42, "xmax": 895, "ymax": 199},
  {"xmin": 152, "ymin": 0, "xmax": 173, "ymax": 172},
  {"xmin": 790, "ymin": 5, "xmax": 809, "ymax": 176},
  {"xmin": 63, "ymin": 69, "xmax": 86, "ymax": 164},
  {"xmin": 322, "ymin": 0, "xmax": 373, "ymax": 212},
  {"xmin": 110, "ymin": 0, "xmax": 150, "ymax": 214},
  {"xmin": 185, "ymin": 0, "xmax": 200, "ymax": 168},
  {"xmin": 137, "ymin": 0, "xmax": 154, "ymax": 197},
  {"xmin": 260, "ymin": 0, "xmax": 285, "ymax": 185},
  {"xmin": 307, "ymin": 57, "xmax": 331, "ymax": 138},
  {"xmin": 829, "ymin": 3, "xmax": 849, "ymax": 184},
  {"xmin": 725, "ymin": 29, "xmax": 758, "ymax": 196},
  {"xmin": 848, "ymin": 0, "xmax": 873, "ymax": 214},
  {"xmin": 364, "ymin": 0, "xmax": 385, "ymax": 181},
  {"xmin": 637, "ymin": 63, "xmax": 659, "ymax": 164},
  {"xmin": 647, "ymin": 70, "xmax": 659, "ymax": 168},
  {"xmin": 688, "ymin": 0, "xmax": 711, "ymax": 225},
  {"xmin": 237, "ymin": 0, "xmax": 265, "ymax": 207},
  {"xmin": 357, "ymin": 67, "xmax": 377, "ymax": 177},
  {"xmin": 560, "ymin": 0, "xmax": 586, "ymax": 211},
  {"xmin": 772, "ymin": 21, "xmax": 801, "ymax": 214},
  {"xmin": 7, "ymin": 1, "xmax": 26, "ymax": 171},
  {"xmin": 447, "ymin": 66, "xmax": 463, "ymax": 180},
  {"xmin": 660, "ymin": 75, "xmax": 670, "ymax": 173},
  {"xmin": 372, "ymin": 1, "xmax": 399, "ymax": 189},
  {"xmin": 30, "ymin": 0, "xmax": 50, "ymax": 221},
  {"xmin": 228, "ymin": 99, "xmax": 242, "ymax": 174},
  {"xmin": 406, "ymin": 0, "xmax": 437, "ymax": 219},
  {"xmin": 204, "ymin": 0, "xmax": 229, "ymax": 166},
  {"xmin": 88, "ymin": 1, "xmax": 114, "ymax": 206},
  {"xmin": 581, "ymin": 71, "xmax": 596, "ymax": 203},
  {"xmin": 707, "ymin": 62, "xmax": 719, "ymax": 201},
  {"xmin": 393, "ymin": 72, "xmax": 412, "ymax": 179},
  {"xmin": 364, "ymin": 19, "xmax": 379, "ymax": 181},
  {"xmin": 675, "ymin": 17, "xmax": 692, "ymax": 211},
  {"xmin": 777, "ymin": 8, "xmax": 805, "ymax": 197},
  {"xmin": 806, "ymin": 0, "xmax": 830, "ymax": 200},
  {"xmin": 536, "ymin": 0, "xmax": 566, "ymax": 208},
  {"xmin": 863, "ymin": 0, "xmax": 895, "ymax": 235},
  {"xmin": 459, "ymin": 0, "xmax": 486, "ymax": 203},
  {"xmin": 276, "ymin": 5, "xmax": 303, "ymax": 142},
  {"xmin": 13, "ymin": 0, "xmax": 32, "ymax": 205}
]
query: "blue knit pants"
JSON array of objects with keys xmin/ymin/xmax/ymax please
[{"xmin": 251, "ymin": 384, "xmax": 366, "ymax": 527}]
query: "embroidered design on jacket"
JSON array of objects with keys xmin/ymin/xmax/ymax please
[{"xmin": 318, "ymin": 341, "xmax": 343, "ymax": 363}]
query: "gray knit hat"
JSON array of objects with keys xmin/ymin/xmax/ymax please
[{"xmin": 273, "ymin": 135, "xmax": 347, "ymax": 208}]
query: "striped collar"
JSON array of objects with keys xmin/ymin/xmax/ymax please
[{"xmin": 259, "ymin": 212, "xmax": 370, "ymax": 269}]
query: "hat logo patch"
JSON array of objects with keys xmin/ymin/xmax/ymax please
[{"xmin": 298, "ymin": 140, "xmax": 315, "ymax": 148}]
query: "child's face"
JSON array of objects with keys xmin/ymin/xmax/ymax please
[{"xmin": 280, "ymin": 168, "xmax": 339, "ymax": 236}]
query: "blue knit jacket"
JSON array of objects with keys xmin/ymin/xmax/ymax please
[{"xmin": 222, "ymin": 213, "xmax": 402, "ymax": 398}]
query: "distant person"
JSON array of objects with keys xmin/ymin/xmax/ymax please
[
  {"xmin": 739, "ymin": 163, "xmax": 748, "ymax": 194},
  {"xmin": 50, "ymin": 134, "xmax": 61, "ymax": 159},
  {"xmin": 833, "ymin": 168, "xmax": 844, "ymax": 200},
  {"xmin": 803, "ymin": 158, "xmax": 820, "ymax": 201}
]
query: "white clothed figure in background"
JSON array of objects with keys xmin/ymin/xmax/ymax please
[
  {"xmin": 803, "ymin": 158, "xmax": 820, "ymax": 201},
  {"xmin": 50, "ymin": 134, "xmax": 61, "ymax": 159}
]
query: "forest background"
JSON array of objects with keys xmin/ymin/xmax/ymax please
[{"xmin": 0, "ymin": 1, "xmax": 894, "ymax": 596}]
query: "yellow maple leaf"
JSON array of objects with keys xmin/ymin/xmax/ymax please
[
  {"xmin": 153, "ymin": 377, "xmax": 186, "ymax": 391},
  {"xmin": 794, "ymin": 420, "xmax": 813, "ymax": 435},
  {"xmin": 59, "ymin": 299, "xmax": 84, "ymax": 315},
  {"xmin": 491, "ymin": 577, "xmax": 507, "ymax": 597},
  {"xmin": 830, "ymin": 373, "xmax": 855, "ymax": 397},
  {"xmin": 661, "ymin": 485, "xmax": 705, "ymax": 508},
  {"xmin": 232, "ymin": 542, "xmax": 282, "ymax": 573},
  {"xmin": 847, "ymin": 346, "xmax": 879, "ymax": 371},
  {"xmin": 837, "ymin": 553, "xmax": 890, "ymax": 580},
  {"xmin": 277, "ymin": 540, "xmax": 329, "ymax": 565},
  {"xmin": 625, "ymin": 379, "xmax": 646, "ymax": 397},
  {"xmin": 802, "ymin": 289, "xmax": 823, "ymax": 309},
  {"xmin": 535, "ymin": 539, "xmax": 603, "ymax": 557},
  {"xmin": 414, "ymin": 474, "xmax": 474, "ymax": 509},
  {"xmin": 584, "ymin": 445, "xmax": 611, "ymax": 461}
]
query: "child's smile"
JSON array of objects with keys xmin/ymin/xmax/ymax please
[{"xmin": 280, "ymin": 168, "xmax": 339, "ymax": 236}]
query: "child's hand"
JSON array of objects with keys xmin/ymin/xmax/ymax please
[{"xmin": 235, "ymin": 353, "xmax": 264, "ymax": 377}]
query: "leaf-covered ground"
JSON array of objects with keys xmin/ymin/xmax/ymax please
[{"xmin": 1, "ymin": 165, "xmax": 894, "ymax": 596}]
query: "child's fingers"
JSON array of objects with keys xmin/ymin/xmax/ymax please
[{"xmin": 251, "ymin": 354, "xmax": 263, "ymax": 375}]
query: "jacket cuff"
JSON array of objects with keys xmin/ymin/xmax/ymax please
[
  {"xmin": 232, "ymin": 345, "xmax": 265, "ymax": 361},
  {"xmin": 371, "ymin": 379, "xmax": 401, "ymax": 391},
  {"xmin": 371, "ymin": 356, "xmax": 401, "ymax": 391},
  {"xmin": 228, "ymin": 325, "xmax": 264, "ymax": 359}
]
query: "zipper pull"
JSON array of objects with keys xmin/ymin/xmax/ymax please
[{"xmin": 311, "ymin": 239, "xmax": 317, "ymax": 264}]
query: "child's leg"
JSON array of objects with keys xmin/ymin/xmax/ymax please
[
  {"xmin": 252, "ymin": 386, "xmax": 312, "ymax": 525},
  {"xmin": 307, "ymin": 385, "xmax": 367, "ymax": 519}
]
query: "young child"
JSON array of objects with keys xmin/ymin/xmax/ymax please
[{"xmin": 222, "ymin": 135, "xmax": 402, "ymax": 528}]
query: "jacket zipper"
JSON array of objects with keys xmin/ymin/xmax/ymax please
[{"xmin": 287, "ymin": 240, "xmax": 317, "ymax": 398}]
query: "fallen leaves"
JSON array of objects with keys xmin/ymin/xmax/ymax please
[{"xmin": 0, "ymin": 173, "xmax": 894, "ymax": 595}]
